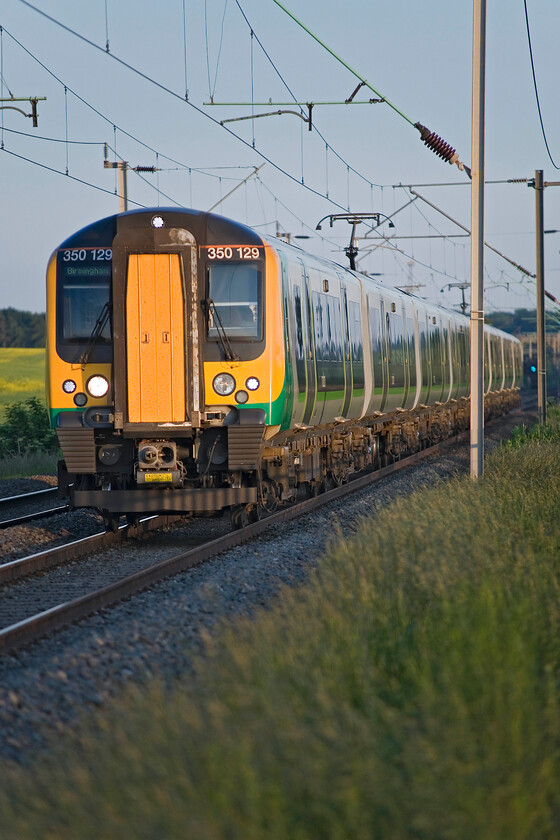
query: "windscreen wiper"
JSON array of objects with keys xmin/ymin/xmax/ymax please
[
  {"xmin": 76, "ymin": 301, "xmax": 111, "ymax": 366},
  {"xmin": 202, "ymin": 299, "xmax": 239, "ymax": 362}
]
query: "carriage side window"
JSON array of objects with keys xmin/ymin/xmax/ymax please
[
  {"xmin": 349, "ymin": 301, "xmax": 364, "ymax": 390},
  {"xmin": 294, "ymin": 286, "xmax": 304, "ymax": 362},
  {"xmin": 206, "ymin": 262, "xmax": 262, "ymax": 341},
  {"xmin": 407, "ymin": 317, "xmax": 417, "ymax": 387},
  {"xmin": 388, "ymin": 313, "xmax": 404, "ymax": 365},
  {"xmin": 327, "ymin": 297, "xmax": 343, "ymax": 362}
]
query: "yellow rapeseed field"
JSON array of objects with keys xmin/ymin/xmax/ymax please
[{"xmin": 0, "ymin": 348, "xmax": 45, "ymax": 420}]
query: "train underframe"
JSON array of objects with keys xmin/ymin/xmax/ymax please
[{"xmin": 57, "ymin": 389, "xmax": 520, "ymax": 530}]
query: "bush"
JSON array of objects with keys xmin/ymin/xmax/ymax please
[
  {"xmin": 502, "ymin": 401, "xmax": 560, "ymax": 449},
  {"xmin": 0, "ymin": 397, "xmax": 58, "ymax": 460}
]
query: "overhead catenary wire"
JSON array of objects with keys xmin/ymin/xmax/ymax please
[
  {"xmin": 272, "ymin": 0, "xmax": 468, "ymax": 173},
  {"xmin": 1, "ymin": 145, "xmax": 146, "ymax": 205},
  {"xmin": 231, "ymin": 0, "xmax": 383, "ymax": 190},
  {"xmin": 523, "ymin": 0, "xmax": 559, "ymax": 170},
  {"xmin": 204, "ymin": 0, "xmax": 229, "ymax": 103},
  {"xmin": 0, "ymin": 27, "xmax": 13, "ymax": 98},
  {"xmin": 0, "ymin": 124, "xmax": 105, "ymax": 145},
  {"xmin": 104, "ymin": 0, "xmax": 110, "ymax": 52},
  {"xmin": 182, "ymin": 0, "xmax": 189, "ymax": 100},
  {"xmin": 0, "ymin": 26, "xmax": 258, "ymax": 184},
  {"xmin": 253, "ymin": 175, "xmax": 340, "ymax": 249},
  {"xmin": 409, "ymin": 189, "xmax": 537, "ymax": 278},
  {"xmin": 9, "ymin": 5, "xmax": 366, "ymax": 216}
]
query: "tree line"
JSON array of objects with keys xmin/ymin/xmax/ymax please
[
  {"xmin": 485, "ymin": 308, "xmax": 559, "ymax": 334},
  {"xmin": 0, "ymin": 308, "xmax": 46, "ymax": 348}
]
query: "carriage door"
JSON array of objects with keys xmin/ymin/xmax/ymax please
[{"xmin": 126, "ymin": 253, "xmax": 186, "ymax": 423}]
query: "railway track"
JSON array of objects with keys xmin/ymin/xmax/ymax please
[
  {"xmin": 0, "ymin": 398, "xmax": 537, "ymax": 656},
  {"xmin": 0, "ymin": 429, "xmax": 474, "ymax": 655},
  {"xmin": 0, "ymin": 486, "xmax": 67, "ymax": 530}
]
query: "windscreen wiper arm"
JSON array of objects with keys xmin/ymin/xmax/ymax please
[
  {"xmin": 76, "ymin": 301, "xmax": 111, "ymax": 366},
  {"xmin": 202, "ymin": 299, "xmax": 239, "ymax": 362}
]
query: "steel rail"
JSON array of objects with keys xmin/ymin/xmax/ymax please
[
  {"xmin": 0, "ymin": 504, "xmax": 69, "ymax": 530},
  {"xmin": 0, "ymin": 486, "xmax": 59, "ymax": 508}
]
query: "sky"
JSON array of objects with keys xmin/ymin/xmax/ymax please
[{"xmin": 1, "ymin": 0, "xmax": 559, "ymax": 318}]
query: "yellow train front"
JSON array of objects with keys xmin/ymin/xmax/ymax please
[{"xmin": 46, "ymin": 208, "xmax": 285, "ymax": 527}]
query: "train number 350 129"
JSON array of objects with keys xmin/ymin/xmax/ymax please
[
  {"xmin": 61, "ymin": 248, "xmax": 112, "ymax": 262},
  {"xmin": 206, "ymin": 246, "xmax": 261, "ymax": 260}
]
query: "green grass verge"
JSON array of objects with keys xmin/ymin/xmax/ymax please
[
  {"xmin": 1, "ymin": 416, "xmax": 560, "ymax": 838},
  {"xmin": 0, "ymin": 451, "xmax": 58, "ymax": 479},
  {"xmin": 0, "ymin": 347, "xmax": 45, "ymax": 422}
]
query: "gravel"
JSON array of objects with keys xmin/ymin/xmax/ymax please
[
  {"xmin": 0, "ymin": 475, "xmax": 57, "ymax": 498},
  {"xmin": 0, "ymin": 407, "xmax": 537, "ymax": 766}
]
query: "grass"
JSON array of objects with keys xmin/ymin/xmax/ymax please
[
  {"xmin": 0, "ymin": 347, "xmax": 46, "ymax": 422},
  {"xmin": 1, "ymin": 413, "xmax": 560, "ymax": 838},
  {"xmin": 0, "ymin": 451, "xmax": 58, "ymax": 479}
]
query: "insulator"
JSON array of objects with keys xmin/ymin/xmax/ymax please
[
  {"xmin": 415, "ymin": 122, "xmax": 458, "ymax": 164},
  {"xmin": 135, "ymin": 165, "xmax": 157, "ymax": 172}
]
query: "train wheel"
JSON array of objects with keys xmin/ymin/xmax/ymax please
[
  {"xmin": 102, "ymin": 511, "xmax": 121, "ymax": 532},
  {"xmin": 230, "ymin": 503, "xmax": 258, "ymax": 529}
]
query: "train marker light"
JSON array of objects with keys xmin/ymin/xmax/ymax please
[
  {"xmin": 235, "ymin": 390, "xmax": 249, "ymax": 404},
  {"xmin": 62, "ymin": 379, "xmax": 77, "ymax": 394},
  {"xmin": 245, "ymin": 376, "xmax": 260, "ymax": 391},
  {"xmin": 74, "ymin": 393, "xmax": 87, "ymax": 407},
  {"xmin": 213, "ymin": 372, "xmax": 236, "ymax": 396},
  {"xmin": 86, "ymin": 375, "xmax": 110, "ymax": 398},
  {"xmin": 151, "ymin": 215, "xmax": 164, "ymax": 228}
]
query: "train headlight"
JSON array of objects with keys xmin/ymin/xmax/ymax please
[
  {"xmin": 62, "ymin": 379, "xmax": 77, "ymax": 394},
  {"xmin": 245, "ymin": 376, "xmax": 260, "ymax": 391},
  {"xmin": 86, "ymin": 375, "xmax": 110, "ymax": 398},
  {"xmin": 212, "ymin": 373, "xmax": 235, "ymax": 396}
]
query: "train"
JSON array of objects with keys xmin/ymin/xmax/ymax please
[{"xmin": 46, "ymin": 207, "xmax": 522, "ymax": 528}]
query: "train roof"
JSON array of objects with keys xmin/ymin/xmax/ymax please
[{"xmin": 52, "ymin": 207, "xmax": 519, "ymax": 344}]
